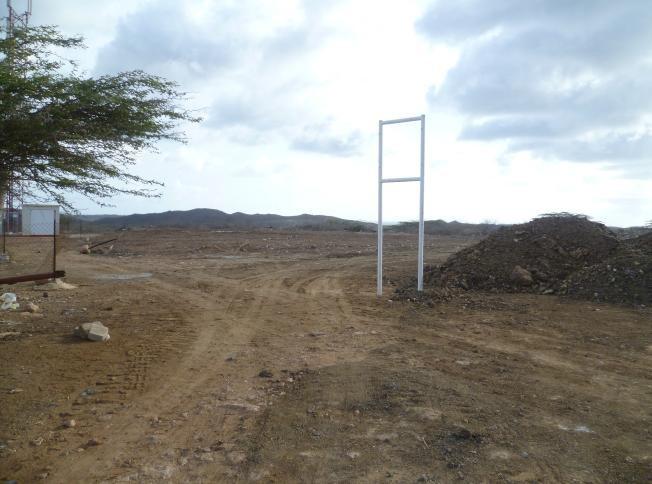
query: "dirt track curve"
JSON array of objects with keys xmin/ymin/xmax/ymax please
[{"xmin": 1, "ymin": 230, "xmax": 650, "ymax": 482}]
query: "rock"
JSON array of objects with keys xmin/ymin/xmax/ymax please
[
  {"xmin": 74, "ymin": 321, "xmax": 110, "ymax": 342},
  {"xmin": 8, "ymin": 388, "xmax": 23, "ymax": 394},
  {"xmin": 347, "ymin": 451, "xmax": 360, "ymax": 459},
  {"xmin": 80, "ymin": 387, "xmax": 96, "ymax": 397},
  {"xmin": 30, "ymin": 437, "xmax": 44, "ymax": 446},
  {"xmin": 26, "ymin": 302, "xmax": 40, "ymax": 313},
  {"xmin": 80, "ymin": 245, "xmax": 91, "ymax": 254},
  {"xmin": 510, "ymin": 265, "xmax": 533, "ymax": 286},
  {"xmin": 84, "ymin": 438, "xmax": 101, "ymax": 447},
  {"xmin": 63, "ymin": 419, "xmax": 76, "ymax": 428},
  {"xmin": 258, "ymin": 369, "xmax": 273, "ymax": 378}
]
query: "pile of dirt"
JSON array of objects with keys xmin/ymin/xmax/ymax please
[
  {"xmin": 427, "ymin": 215, "xmax": 619, "ymax": 293},
  {"xmin": 561, "ymin": 233, "xmax": 652, "ymax": 305}
]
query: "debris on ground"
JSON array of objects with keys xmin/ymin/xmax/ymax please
[
  {"xmin": 80, "ymin": 244, "xmax": 91, "ymax": 255},
  {"xmin": 399, "ymin": 214, "xmax": 649, "ymax": 306},
  {"xmin": 431, "ymin": 214, "xmax": 619, "ymax": 293},
  {"xmin": 258, "ymin": 369, "xmax": 273, "ymax": 378},
  {"xmin": 26, "ymin": 302, "xmax": 40, "ymax": 313},
  {"xmin": 0, "ymin": 332, "xmax": 21, "ymax": 339},
  {"xmin": 562, "ymin": 232, "xmax": 652, "ymax": 305},
  {"xmin": 38, "ymin": 279, "xmax": 77, "ymax": 291},
  {"xmin": 74, "ymin": 321, "xmax": 110, "ymax": 342},
  {"xmin": 1, "ymin": 293, "xmax": 19, "ymax": 311}
]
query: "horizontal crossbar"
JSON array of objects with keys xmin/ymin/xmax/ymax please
[
  {"xmin": 380, "ymin": 116, "xmax": 423, "ymax": 125},
  {"xmin": 381, "ymin": 177, "xmax": 421, "ymax": 183}
]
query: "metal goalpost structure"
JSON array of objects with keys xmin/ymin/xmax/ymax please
[{"xmin": 377, "ymin": 114, "xmax": 425, "ymax": 296}]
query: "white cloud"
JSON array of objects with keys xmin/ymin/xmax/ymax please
[{"xmin": 9, "ymin": 0, "xmax": 652, "ymax": 226}]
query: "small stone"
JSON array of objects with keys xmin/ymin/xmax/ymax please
[
  {"xmin": 225, "ymin": 353, "xmax": 236, "ymax": 362},
  {"xmin": 31, "ymin": 437, "xmax": 44, "ymax": 447},
  {"xmin": 8, "ymin": 388, "xmax": 23, "ymax": 394},
  {"xmin": 74, "ymin": 321, "xmax": 110, "ymax": 342},
  {"xmin": 80, "ymin": 388, "xmax": 96, "ymax": 397},
  {"xmin": 510, "ymin": 265, "xmax": 533, "ymax": 286},
  {"xmin": 346, "ymin": 451, "xmax": 360, "ymax": 459},
  {"xmin": 258, "ymin": 369, "xmax": 273, "ymax": 378},
  {"xmin": 84, "ymin": 438, "xmax": 101, "ymax": 447},
  {"xmin": 63, "ymin": 419, "xmax": 76, "ymax": 428},
  {"xmin": 26, "ymin": 302, "xmax": 41, "ymax": 313}
]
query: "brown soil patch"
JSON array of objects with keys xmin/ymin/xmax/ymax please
[{"xmin": 0, "ymin": 229, "xmax": 650, "ymax": 482}]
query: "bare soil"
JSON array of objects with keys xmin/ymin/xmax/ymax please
[{"xmin": 1, "ymin": 229, "xmax": 650, "ymax": 483}]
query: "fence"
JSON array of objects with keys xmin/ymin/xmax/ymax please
[{"xmin": 0, "ymin": 206, "xmax": 64, "ymax": 284}]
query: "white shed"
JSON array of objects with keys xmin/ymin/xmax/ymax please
[{"xmin": 22, "ymin": 204, "xmax": 60, "ymax": 235}]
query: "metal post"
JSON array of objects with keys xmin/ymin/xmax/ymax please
[
  {"xmin": 377, "ymin": 120, "xmax": 383, "ymax": 296},
  {"xmin": 52, "ymin": 210, "xmax": 57, "ymax": 275},
  {"xmin": 417, "ymin": 115, "xmax": 425, "ymax": 291},
  {"xmin": 376, "ymin": 114, "xmax": 426, "ymax": 296}
]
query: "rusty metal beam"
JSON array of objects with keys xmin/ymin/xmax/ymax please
[{"xmin": 0, "ymin": 271, "xmax": 66, "ymax": 285}]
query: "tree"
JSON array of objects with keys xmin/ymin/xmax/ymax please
[{"xmin": 0, "ymin": 26, "xmax": 200, "ymax": 210}]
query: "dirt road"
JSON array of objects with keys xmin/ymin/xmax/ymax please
[{"xmin": 1, "ymin": 230, "xmax": 651, "ymax": 482}]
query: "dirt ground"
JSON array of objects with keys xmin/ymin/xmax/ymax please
[{"xmin": 1, "ymin": 229, "xmax": 650, "ymax": 483}]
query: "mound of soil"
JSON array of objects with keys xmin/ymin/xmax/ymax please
[
  {"xmin": 562, "ymin": 233, "xmax": 652, "ymax": 305},
  {"xmin": 427, "ymin": 215, "xmax": 619, "ymax": 293}
]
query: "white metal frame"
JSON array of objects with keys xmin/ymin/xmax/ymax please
[{"xmin": 377, "ymin": 115, "xmax": 425, "ymax": 296}]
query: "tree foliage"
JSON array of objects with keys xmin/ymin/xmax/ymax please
[{"xmin": 0, "ymin": 26, "xmax": 200, "ymax": 210}]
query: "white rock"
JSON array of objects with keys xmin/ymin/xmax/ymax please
[{"xmin": 74, "ymin": 321, "xmax": 110, "ymax": 342}]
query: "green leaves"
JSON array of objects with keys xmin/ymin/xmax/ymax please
[{"xmin": 0, "ymin": 25, "xmax": 201, "ymax": 211}]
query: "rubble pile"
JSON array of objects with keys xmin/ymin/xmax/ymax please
[
  {"xmin": 562, "ymin": 232, "xmax": 651, "ymax": 305},
  {"xmin": 430, "ymin": 215, "xmax": 619, "ymax": 293},
  {"xmin": 402, "ymin": 215, "xmax": 649, "ymax": 306}
]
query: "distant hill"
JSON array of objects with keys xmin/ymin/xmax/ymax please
[
  {"xmin": 61, "ymin": 209, "xmax": 649, "ymax": 237},
  {"xmin": 68, "ymin": 208, "xmax": 375, "ymax": 232},
  {"xmin": 386, "ymin": 219, "xmax": 502, "ymax": 236}
]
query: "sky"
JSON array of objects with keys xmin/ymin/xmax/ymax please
[{"xmin": 3, "ymin": 0, "xmax": 652, "ymax": 226}]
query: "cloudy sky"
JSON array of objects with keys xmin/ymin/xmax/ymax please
[{"xmin": 4, "ymin": 0, "xmax": 652, "ymax": 226}]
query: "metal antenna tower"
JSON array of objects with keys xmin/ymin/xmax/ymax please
[
  {"xmin": 5, "ymin": 0, "xmax": 32, "ymax": 37},
  {"xmin": 2, "ymin": 1, "xmax": 32, "ymax": 231}
]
